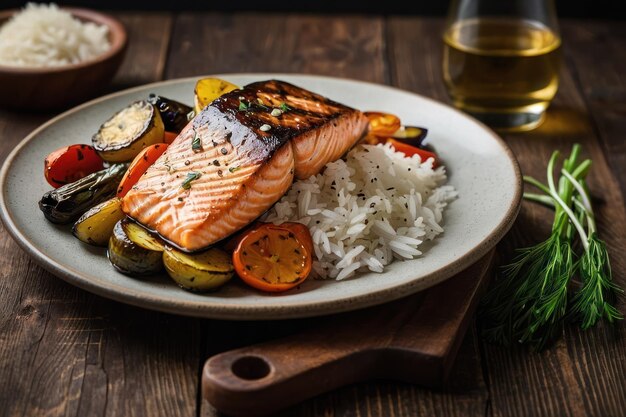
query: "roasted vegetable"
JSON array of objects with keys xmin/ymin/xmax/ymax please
[
  {"xmin": 147, "ymin": 94, "xmax": 193, "ymax": 133},
  {"xmin": 44, "ymin": 144, "xmax": 104, "ymax": 188},
  {"xmin": 163, "ymin": 247, "xmax": 234, "ymax": 292},
  {"xmin": 365, "ymin": 111, "xmax": 402, "ymax": 137},
  {"xmin": 280, "ymin": 222, "xmax": 314, "ymax": 256},
  {"xmin": 386, "ymin": 139, "xmax": 438, "ymax": 167},
  {"xmin": 92, "ymin": 100, "xmax": 164, "ymax": 163},
  {"xmin": 163, "ymin": 131, "xmax": 178, "ymax": 144},
  {"xmin": 232, "ymin": 223, "xmax": 313, "ymax": 292},
  {"xmin": 117, "ymin": 143, "xmax": 169, "ymax": 197},
  {"xmin": 194, "ymin": 78, "xmax": 239, "ymax": 113},
  {"xmin": 39, "ymin": 164, "xmax": 126, "ymax": 224},
  {"xmin": 391, "ymin": 126, "xmax": 428, "ymax": 146},
  {"xmin": 72, "ymin": 197, "xmax": 125, "ymax": 246},
  {"xmin": 108, "ymin": 219, "xmax": 164, "ymax": 276}
]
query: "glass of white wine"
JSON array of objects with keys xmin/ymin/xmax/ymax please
[{"xmin": 442, "ymin": 0, "xmax": 561, "ymax": 132}]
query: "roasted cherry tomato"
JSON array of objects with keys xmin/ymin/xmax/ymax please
[
  {"xmin": 226, "ymin": 222, "xmax": 313, "ymax": 255},
  {"xmin": 365, "ymin": 111, "xmax": 402, "ymax": 137},
  {"xmin": 44, "ymin": 144, "xmax": 104, "ymax": 188},
  {"xmin": 163, "ymin": 131, "xmax": 178, "ymax": 144},
  {"xmin": 386, "ymin": 138, "xmax": 438, "ymax": 167},
  {"xmin": 233, "ymin": 223, "xmax": 313, "ymax": 292},
  {"xmin": 116, "ymin": 143, "xmax": 169, "ymax": 197}
]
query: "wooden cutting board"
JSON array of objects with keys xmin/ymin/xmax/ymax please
[{"xmin": 202, "ymin": 250, "xmax": 494, "ymax": 416}]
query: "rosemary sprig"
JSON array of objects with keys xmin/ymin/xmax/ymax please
[
  {"xmin": 561, "ymin": 171, "xmax": 624, "ymax": 329},
  {"xmin": 481, "ymin": 144, "xmax": 622, "ymax": 350}
]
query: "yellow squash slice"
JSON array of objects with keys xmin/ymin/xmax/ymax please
[
  {"xmin": 72, "ymin": 197, "xmax": 125, "ymax": 246},
  {"xmin": 194, "ymin": 78, "xmax": 240, "ymax": 114}
]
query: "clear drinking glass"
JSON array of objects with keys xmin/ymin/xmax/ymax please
[{"xmin": 442, "ymin": 0, "xmax": 562, "ymax": 132}]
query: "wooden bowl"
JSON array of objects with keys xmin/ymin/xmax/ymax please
[{"xmin": 0, "ymin": 8, "xmax": 127, "ymax": 112}]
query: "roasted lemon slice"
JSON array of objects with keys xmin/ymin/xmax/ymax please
[{"xmin": 92, "ymin": 100, "xmax": 164, "ymax": 163}]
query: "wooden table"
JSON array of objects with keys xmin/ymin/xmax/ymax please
[{"xmin": 1, "ymin": 13, "xmax": 625, "ymax": 417}]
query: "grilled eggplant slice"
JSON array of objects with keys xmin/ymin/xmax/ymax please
[
  {"xmin": 39, "ymin": 164, "xmax": 126, "ymax": 224},
  {"xmin": 163, "ymin": 247, "xmax": 234, "ymax": 292},
  {"xmin": 147, "ymin": 94, "xmax": 193, "ymax": 133},
  {"xmin": 92, "ymin": 100, "xmax": 164, "ymax": 163},
  {"xmin": 72, "ymin": 197, "xmax": 125, "ymax": 246},
  {"xmin": 391, "ymin": 126, "xmax": 428, "ymax": 146},
  {"xmin": 108, "ymin": 219, "xmax": 164, "ymax": 276}
]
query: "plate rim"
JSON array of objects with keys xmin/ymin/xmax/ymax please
[{"xmin": 0, "ymin": 73, "xmax": 522, "ymax": 320}]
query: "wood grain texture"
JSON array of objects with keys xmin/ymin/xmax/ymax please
[
  {"xmin": 112, "ymin": 13, "xmax": 173, "ymax": 89},
  {"xmin": 1, "ymin": 13, "xmax": 625, "ymax": 417},
  {"xmin": 0, "ymin": 12, "xmax": 200, "ymax": 417},
  {"xmin": 560, "ymin": 20, "xmax": 626, "ymax": 203},
  {"xmin": 202, "ymin": 253, "xmax": 493, "ymax": 416},
  {"xmin": 387, "ymin": 16, "xmax": 626, "ymax": 417},
  {"xmin": 165, "ymin": 13, "xmax": 487, "ymax": 417},
  {"xmin": 166, "ymin": 13, "xmax": 386, "ymax": 83}
]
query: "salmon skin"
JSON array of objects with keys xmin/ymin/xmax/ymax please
[{"xmin": 122, "ymin": 80, "xmax": 368, "ymax": 252}]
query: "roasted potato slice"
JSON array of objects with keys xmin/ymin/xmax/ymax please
[
  {"xmin": 92, "ymin": 100, "xmax": 164, "ymax": 163},
  {"xmin": 108, "ymin": 219, "xmax": 164, "ymax": 276},
  {"xmin": 163, "ymin": 247, "xmax": 234, "ymax": 292},
  {"xmin": 194, "ymin": 78, "xmax": 239, "ymax": 113},
  {"xmin": 72, "ymin": 197, "xmax": 125, "ymax": 246}
]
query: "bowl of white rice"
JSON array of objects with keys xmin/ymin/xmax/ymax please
[{"xmin": 0, "ymin": 3, "xmax": 127, "ymax": 111}]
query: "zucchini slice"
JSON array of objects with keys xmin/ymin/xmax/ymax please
[
  {"xmin": 108, "ymin": 219, "xmax": 164, "ymax": 276},
  {"xmin": 39, "ymin": 163, "xmax": 126, "ymax": 224},
  {"xmin": 163, "ymin": 247, "xmax": 234, "ymax": 292},
  {"xmin": 72, "ymin": 197, "xmax": 125, "ymax": 246},
  {"xmin": 92, "ymin": 100, "xmax": 164, "ymax": 163}
]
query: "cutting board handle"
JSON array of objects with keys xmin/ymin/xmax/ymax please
[
  {"xmin": 203, "ymin": 338, "xmax": 379, "ymax": 416},
  {"xmin": 203, "ymin": 251, "xmax": 494, "ymax": 417}
]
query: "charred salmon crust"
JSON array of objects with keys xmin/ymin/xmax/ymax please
[{"xmin": 122, "ymin": 80, "xmax": 369, "ymax": 252}]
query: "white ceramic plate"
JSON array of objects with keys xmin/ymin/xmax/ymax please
[{"xmin": 0, "ymin": 74, "xmax": 521, "ymax": 319}]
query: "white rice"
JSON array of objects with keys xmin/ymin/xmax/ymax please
[
  {"xmin": 263, "ymin": 143, "xmax": 457, "ymax": 280},
  {"xmin": 0, "ymin": 3, "xmax": 110, "ymax": 68}
]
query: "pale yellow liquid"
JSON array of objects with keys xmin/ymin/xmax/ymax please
[{"xmin": 443, "ymin": 18, "xmax": 561, "ymax": 131}]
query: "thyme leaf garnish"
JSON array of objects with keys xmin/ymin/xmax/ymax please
[
  {"xmin": 192, "ymin": 134, "xmax": 202, "ymax": 153},
  {"xmin": 181, "ymin": 172, "xmax": 202, "ymax": 190}
]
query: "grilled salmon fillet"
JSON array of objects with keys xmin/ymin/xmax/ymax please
[{"xmin": 122, "ymin": 80, "xmax": 368, "ymax": 251}]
